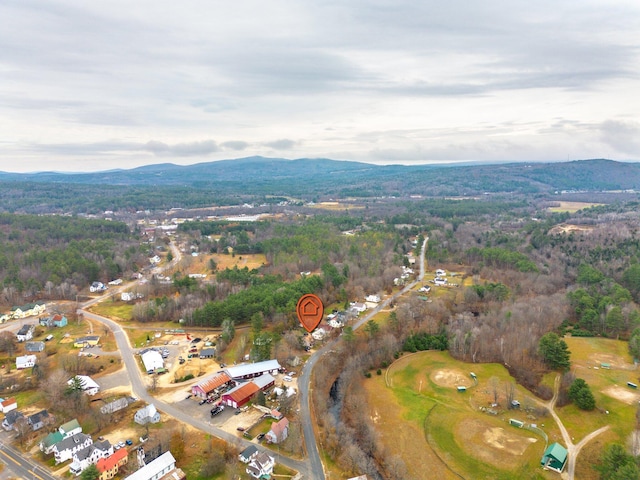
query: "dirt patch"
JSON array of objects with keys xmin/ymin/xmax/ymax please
[
  {"xmin": 220, "ymin": 406, "xmax": 265, "ymax": 435},
  {"xmin": 431, "ymin": 368, "xmax": 473, "ymax": 388},
  {"xmin": 456, "ymin": 418, "xmax": 537, "ymax": 469},
  {"xmin": 589, "ymin": 353, "xmax": 634, "ymax": 370},
  {"xmin": 483, "ymin": 427, "xmax": 537, "ymax": 455},
  {"xmin": 548, "ymin": 223, "xmax": 595, "ymax": 235},
  {"xmin": 602, "ymin": 385, "xmax": 640, "ymax": 405}
]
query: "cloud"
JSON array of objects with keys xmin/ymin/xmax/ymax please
[
  {"xmin": 600, "ymin": 120, "xmax": 640, "ymax": 156},
  {"xmin": 221, "ymin": 141, "xmax": 250, "ymax": 151},
  {"xmin": 263, "ymin": 139, "xmax": 297, "ymax": 150}
]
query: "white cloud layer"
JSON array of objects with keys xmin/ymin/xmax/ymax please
[{"xmin": 0, "ymin": 0, "xmax": 639, "ymax": 172}]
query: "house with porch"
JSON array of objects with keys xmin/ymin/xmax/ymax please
[
  {"xmin": 53, "ymin": 433, "xmax": 93, "ymax": 464},
  {"xmin": 69, "ymin": 440, "xmax": 113, "ymax": 476}
]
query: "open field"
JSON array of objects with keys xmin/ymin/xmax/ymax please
[
  {"xmin": 367, "ymin": 351, "xmax": 555, "ymax": 479},
  {"xmin": 308, "ymin": 201, "xmax": 365, "ymax": 211},
  {"xmin": 548, "ymin": 201, "xmax": 604, "ymax": 213},
  {"xmin": 365, "ymin": 345, "xmax": 640, "ymax": 480}
]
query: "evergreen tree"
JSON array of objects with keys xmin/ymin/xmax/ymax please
[{"xmin": 538, "ymin": 332, "xmax": 571, "ymax": 371}]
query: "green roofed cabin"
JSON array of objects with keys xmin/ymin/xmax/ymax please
[{"xmin": 541, "ymin": 442, "xmax": 568, "ymax": 473}]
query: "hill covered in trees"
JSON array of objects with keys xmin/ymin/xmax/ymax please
[{"xmin": 1, "ymin": 158, "xmax": 639, "ymax": 213}]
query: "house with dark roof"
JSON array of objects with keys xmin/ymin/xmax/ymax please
[
  {"xmin": 246, "ymin": 451, "xmax": 275, "ymax": 479},
  {"xmin": 25, "ymin": 341, "xmax": 45, "ymax": 352},
  {"xmin": 238, "ymin": 445, "xmax": 258, "ymax": 463},
  {"xmin": 96, "ymin": 447, "xmax": 128, "ymax": 480},
  {"xmin": 69, "ymin": 440, "xmax": 113, "ymax": 476},
  {"xmin": 2, "ymin": 410, "xmax": 24, "ymax": 431},
  {"xmin": 27, "ymin": 409, "xmax": 51, "ymax": 431},
  {"xmin": 265, "ymin": 417, "xmax": 289, "ymax": 444},
  {"xmin": 199, "ymin": 347, "xmax": 216, "ymax": 359},
  {"xmin": 53, "ymin": 432, "xmax": 93, "ymax": 464},
  {"xmin": 16, "ymin": 324, "xmax": 34, "ymax": 342}
]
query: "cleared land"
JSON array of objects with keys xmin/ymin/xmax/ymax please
[
  {"xmin": 366, "ymin": 343, "xmax": 640, "ymax": 480},
  {"xmin": 548, "ymin": 201, "xmax": 603, "ymax": 213}
]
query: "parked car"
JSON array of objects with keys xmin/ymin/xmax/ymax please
[
  {"xmin": 117, "ymin": 441, "xmax": 125, "ymax": 449},
  {"xmin": 236, "ymin": 426, "xmax": 245, "ymax": 432},
  {"xmin": 199, "ymin": 398, "xmax": 207, "ymax": 405},
  {"xmin": 210, "ymin": 405, "xmax": 224, "ymax": 416},
  {"xmin": 185, "ymin": 394, "xmax": 192, "ymax": 400},
  {"xmin": 283, "ymin": 376, "xmax": 293, "ymax": 382},
  {"xmin": 257, "ymin": 433, "xmax": 265, "ymax": 441},
  {"xmin": 125, "ymin": 439, "xmax": 133, "ymax": 446}
]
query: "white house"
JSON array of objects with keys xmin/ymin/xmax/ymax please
[
  {"xmin": 89, "ymin": 282, "xmax": 107, "ymax": 293},
  {"xmin": 141, "ymin": 350, "xmax": 164, "ymax": 374},
  {"xmin": 124, "ymin": 451, "xmax": 176, "ymax": 480},
  {"xmin": 246, "ymin": 452, "xmax": 275, "ymax": 479},
  {"xmin": 68, "ymin": 375, "xmax": 100, "ymax": 396},
  {"xmin": 59, "ymin": 418, "xmax": 82, "ymax": 438},
  {"xmin": 16, "ymin": 355, "xmax": 37, "ymax": 370},
  {"xmin": 16, "ymin": 324, "xmax": 34, "ymax": 342},
  {"xmin": 436, "ymin": 269, "xmax": 446, "ymax": 277},
  {"xmin": 134, "ymin": 404, "xmax": 161, "ymax": 425},
  {"xmin": 0, "ymin": 398, "xmax": 17, "ymax": 414},
  {"xmin": 69, "ymin": 440, "xmax": 113, "ymax": 476},
  {"xmin": 365, "ymin": 294, "xmax": 381, "ymax": 303},
  {"xmin": 53, "ymin": 433, "xmax": 93, "ymax": 464}
]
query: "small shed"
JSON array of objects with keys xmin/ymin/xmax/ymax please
[
  {"xmin": 600, "ymin": 363, "xmax": 611, "ymax": 369},
  {"xmin": 509, "ymin": 419, "xmax": 524, "ymax": 428},
  {"xmin": 470, "ymin": 372, "xmax": 477, "ymax": 380},
  {"xmin": 541, "ymin": 442, "xmax": 568, "ymax": 473},
  {"xmin": 199, "ymin": 348, "xmax": 216, "ymax": 359},
  {"xmin": 628, "ymin": 382, "xmax": 638, "ymax": 389},
  {"xmin": 457, "ymin": 386, "xmax": 467, "ymax": 393}
]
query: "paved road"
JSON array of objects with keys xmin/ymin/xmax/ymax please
[
  {"xmin": 0, "ymin": 441, "xmax": 57, "ymax": 480},
  {"xmin": 81, "ymin": 309, "xmax": 312, "ymax": 477},
  {"xmin": 298, "ymin": 236, "xmax": 429, "ymax": 479}
]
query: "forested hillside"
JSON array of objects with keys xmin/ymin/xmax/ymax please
[{"xmin": 1, "ymin": 158, "xmax": 639, "ymax": 213}]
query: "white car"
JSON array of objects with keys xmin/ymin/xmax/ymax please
[{"xmin": 283, "ymin": 376, "xmax": 293, "ymax": 382}]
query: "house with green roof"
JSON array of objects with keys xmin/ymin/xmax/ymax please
[
  {"xmin": 541, "ymin": 442, "xmax": 568, "ymax": 473},
  {"xmin": 40, "ymin": 431, "xmax": 63, "ymax": 454},
  {"xmin": 59, "ymin": 418, "xmax": 82, "ymax": 438}
]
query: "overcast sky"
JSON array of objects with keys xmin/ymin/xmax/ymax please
[{"xmin": 1, "ymin": 0, "xmax": 639, "ymax": 172}]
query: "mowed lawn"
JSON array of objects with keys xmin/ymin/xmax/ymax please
[
  {"xmin": 562, "ymin": 337, "xmax": 638, "ymax": 441},
  {"xmin": 365, "ymin": 351, "xmax": 563, "ymax": 480}
]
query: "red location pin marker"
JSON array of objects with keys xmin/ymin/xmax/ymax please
[{"xmin": 296, "ymin": 294, "xmax": 324, "ymax": 333}]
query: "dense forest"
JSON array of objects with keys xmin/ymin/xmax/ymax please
[{"xmin": 0, "ymin": 214, "xmax": 143, "ymax": 304}]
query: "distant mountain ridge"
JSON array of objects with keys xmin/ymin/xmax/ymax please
[{"xmin": 1, "ymin": 157, "xmax": 639, "ymax": 214}]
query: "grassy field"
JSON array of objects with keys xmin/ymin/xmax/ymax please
[
  {"xmin": 548, "ymin": 201, "xmax": 603, "ymax": 213},
  {"xmin": 365, "ymin": 344, "xmax": 639, "ymax": 480}
]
